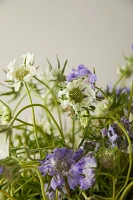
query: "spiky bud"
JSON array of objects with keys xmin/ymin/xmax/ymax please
[{"xmin": 99, "ymin": 148, "xmax": 117, "ymax": 169}]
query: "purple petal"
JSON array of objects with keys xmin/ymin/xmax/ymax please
[
  {"xmin": 80, "ymin": 177, "xmax": 95, "ymax": 190},
  {"xmin": 67, "ymin": 173, "xmax": 81, "ymax": 189},
  {"xmin": 51, "ymin": 175, "xmax": 64, "ymax": 190}
]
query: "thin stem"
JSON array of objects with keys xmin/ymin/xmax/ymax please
[
  {"xmin": 82, "ymin": 191, "xmax": 88, "ymax": 199},
  {"xmin": 23, "ymin": 82, "xmax": 41, "ymax": 158},
  {"xmin": 13, "ymin": 177, "xmax": 34, "ymax": 194},
  {"xmin": 14, "ymin": 118, "xmax": 50, "ymax": 144},
  {"xmin": 72, "ymin": 118, "xmax": 75, "ymax": 149},
  {"xmin": 98, "ymin": 172, "xmax": 116, "ymax": 200},
  {"xmin": 56, "ymin": 188, "xmax": 58, "ymax": 200},
  {"xmin": 94, "ymin": 195, "xmax": 112, "ymax": 200},
  {"xmin": 0, "ymin": 190, "xmax": 16, "ymax": 200},
  {"xmin": 95, "ymin": 86, "xmax": 108, "ymax": 99},
  {"xmin": 34, "ymin": 76, "xmax": 63, "ymax": 131},
  {"xmin": 9, "ymin": 104, "xmax": 65, "ymax": 142},
  {"xmin": 13, "ymin": 93, "xmax": 27, "ymax": 115},
  {"xmin": 21, "ymin": 165, "xmax": 47, "ymax": 200},
  {"xmin": 110, "ymin": 116, "xmax": 132, "ymax": 200},
  {"xmin": 120, "ymin": 180, "xmax": 133, "ymax": 200},
  {"xmin": 113, "ymin": 73, "xmax": 125, "ymax": 89}
]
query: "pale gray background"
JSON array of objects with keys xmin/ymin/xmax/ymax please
[{"xmin": 0, "ymin": 0, "xmax": 133, "ymax": 87}]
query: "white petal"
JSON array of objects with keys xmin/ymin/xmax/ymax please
[
  {"xmin": 22, "ymin": 52, "xmax": 35, "ymax": 66},
  {"xmin": 0, "ymin": 133, "xmax": 9, "ymax": 160},
  {"xmin": 7, "ymin": 59, "xmax": 17, "ymax": 70},
  {"xmin": 14, "ymin": 82, "xmax": 21, "ymax": 92}
]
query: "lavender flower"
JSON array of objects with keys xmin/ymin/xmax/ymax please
[
  {"xmin": 44, "ymin": 184, "xmax": 66, "ymax": 200},
  {"xmin": 101, "ymin": 128, "xmax": 108, "ymax": 137},
  {"xmin": 97, "ymin": 84, "xmax": 130, "ymax": 98},
  {"xmin": 0, "ymin": 166, "xmax": 3, "ymax": 175},
  {"xmin": 38, "ymin": 148, "xmax": 83, "ymax": 190},
  {"xmin": 81, "ymin": 140, "xmax": 100, "ymax": 154},
  {"xmin": 38, "ymin": 147, "xmax": 97, "ymax": 191},
  {"xmin": 66, "ymin": 65, "xmax": 97, "ymax": 86},
  {"xmin": 74, "ymin": 156, "xmax": 97, "ymax": 190},
  {"xmin": 108, "ymin": 117, "xmax": 132, "ymax": 150}
]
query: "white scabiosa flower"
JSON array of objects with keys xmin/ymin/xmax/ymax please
[
  {"xmin": 0, "ymin": 101, "xmax": 11, "ymax": 160},
  {"xmin": 21, "ymin": 52, "xmax": 35, "ymax": 66},
  {"xmin": 116, "ymin": 65, "xmax": 133, "ymax": 78},
  {"xmin": 7, "ymin": 53, "xmax": 36, "ymax": 92},
  {"xmin": 59, "ymin": 78, "xmax": 95, "ymax": 114},
  {"xmin": 116, "ymin": 65, "xmax": 126, "ymax": 76},
  {"xmin": 94, "ymin": 99, "xmax": 109, "ymax": 117},
  {"xmin": 49, "ymin": 68, "xmax": 66, "ymax": 82}
]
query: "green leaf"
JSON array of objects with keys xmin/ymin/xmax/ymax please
[
  {"xmin": 56, "ymin": 55, "xmax": 60, "ymax": 69},
  {"xmin": 62, "ymin": 59, "xmax": 68, "ymax": 73},
  {"xmin": 46, "ymin": 58, "xmax": 53, "ymax": 70}
]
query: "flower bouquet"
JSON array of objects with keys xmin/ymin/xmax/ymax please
[{"xmin": 0, "ymin": 53, "xmax": 133, "ymax": 200}]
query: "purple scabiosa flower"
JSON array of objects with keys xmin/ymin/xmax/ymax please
[
  {"xmin": 38, "ymin": 148, "xmax": 83, "ymax": 190},
  {"xmin": 74, "ymin": 156, "xmax": 97, "ymax": 190},
  {"xmin": 108, "ymin": 117, "xmax": 132, "ymax": 150},
  {"xmin": 101, "ymin": 128, "xmax": 108, "ymax": 137},
  {"xmin": 66, "ymin": 65, "xmax": 97, "ymax": 87},
  {"xmin": 108, "ymin": 124, "xmax": 118, "ymax": 146},
  {"xmin": 81, "ymin": 140, "xmax": 100, "ymax": 154},
  {"xmin": 97, "ymin": 84, "xmax": 130, "ymax": 99},
  {"xmin": 44, "ymin": 184, "xmax": 66, "ymax": 200},
  {"xmin": 0, "ymin": 166, "xmax": 3, "ymax": 175}
]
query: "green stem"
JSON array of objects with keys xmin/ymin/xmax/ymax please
[
  {"xmin": 72, "ymin": 118, "xmax": 75, "ymax": 149},
  {"xmin": 82, "ymin": 191, "xmax": 88, "ymax": 199},
  {"xmin": 21, "ymin": 165, "xmax": 47, "ymax": 200},
  {"xmin": 56, "ymin": 188, "xmax": 58, "ymax": 200},
  {"xmin": 23, "ymin": 82, "xmax": 41, "ymax": 158},
  {"xmin": 95, "ymin": 86, "xmax": 108, "ymax": 99},
  {"xmin": 109, "ymin": 116, "xmax": 132, "ymax": 200},
  {"xmin": 9, "ymin": 104, "xmax": 65, "ymax": 142},
  {"xmin": 94, "ymin": 195, "xmax": 112, "ymax": 200},
  {"xmin": 13, "ymin": 93, "xmax": 27, "ymax": 115},
  {"xmin": 119, "ymin": 180, "xmax": 133, "ymax": 200},
  {"xmin": 113, "ymin": 73, "xmax": 125, "ymax": 89},
  {"xmin": 13, "ymin": 177, "xmax": 34, "ymax": 194},
  {"xmin": 0, "ymin": 190, "xmax": 16, "ymax": 200},
  {"xmin": 34, "ymin": 76, "xmax": 63, "ymax": 131},
  {"xmin": 14, "ymin": 118, "xmax": 50, "ymax": 144},
  {"xmin": 98, "ymin": 172, "xmax": 116, "ymax": 200}
]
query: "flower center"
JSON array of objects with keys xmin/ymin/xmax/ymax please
[
  {"xmin": 69, "ymin": 87, "xmax": 84, "ymax": 103},
  {"xmin": 16, "ymin": 69, "xmax": 29, "ymax": 81},
  {"xmin": 100, "ymin": 153, "xmax": 114, "ymax": 169},
  {"xmin": 116, "ymin": 137, "xmax": 128, "ymax": 150},
  {"xmin": 55, "ymin": 159, "xmax": 70, "ymax": 175}
]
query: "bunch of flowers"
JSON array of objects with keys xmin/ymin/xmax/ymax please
[{"xmin": 0, "ymin": 53, "xmax": 133, "ymax": 200}]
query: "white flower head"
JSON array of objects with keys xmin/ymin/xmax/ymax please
[
  {"xmin": 116, "ymin": 65, "xmax": 133, "ymax": 78},
  {"xmin": 94, "ymin": 99, "xmax": 109, "ymax": 117},
  {"xmin": 0, "ymin": 102, "xmax": 11, "ymax": 160},
  {"xmin": 7, "ymin": 53, "xmax": 36, "ymax": 91},
  {"xmin": 21, "ymin": 52, "xmax": 35, "ymax": 66},
  {"xmin": 0, "ymin": 133, "xmax": 9, "ymax": 159},
  {"xmin": 60, "ymin": 78, "xmax": 95, "ymax": 114},
  {"xmin": 116, "ymin": 65, "xmax": 126, "ymax": 76}
]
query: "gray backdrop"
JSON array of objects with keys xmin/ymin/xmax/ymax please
[{"xmin": 0, "ymin": 0, "xmax": 133, "ymax": 87}]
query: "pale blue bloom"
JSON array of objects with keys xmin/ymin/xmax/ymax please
[
  {"xmin": 66, "ymin": 65, "xmax": 97, "ymax": 87},
  {"xmin": 39, "ymin": 147, "xmax": 97, "ymax": 191}
]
